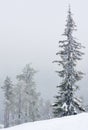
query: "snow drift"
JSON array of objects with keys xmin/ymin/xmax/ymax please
[{"xmin": 3, "ymin": 113, "xmax": 88, "ymax": 130}]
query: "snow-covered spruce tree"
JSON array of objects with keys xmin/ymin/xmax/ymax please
[
  {"xmin": 2, "ymin": 76, "xmax": 13, "ymax": 128},
  {"xmin": 53, "ymin": 7, "xmax": 85, "ymax": 117}
]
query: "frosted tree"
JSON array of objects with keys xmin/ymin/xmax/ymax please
[
  {"xmin": 53, "ymin": 7, "xmax": 85, "ymax": 117},
  {"xmin": 2, "ymin": 76, "xmax": 13, "ymax": 128},
  {"xmin": 13, "ymin": 80, "xmax": 25, "ymax": 125},
  {"xmin": 16, "ymin": 64, "xmax": 40, "ymax": 122}
]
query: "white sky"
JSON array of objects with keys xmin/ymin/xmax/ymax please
[{"xmin": 0, "ymin": 0, "xmax": 88, "ymax": 111}]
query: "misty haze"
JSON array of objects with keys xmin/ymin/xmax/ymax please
[{"xmin": 0, "ymin": 0, "xmax": 88, "ymax": 129}]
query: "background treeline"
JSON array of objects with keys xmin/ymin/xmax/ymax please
[{"xmin": 2, "ymin": 64, "xmax": 53, "ymax": 128}]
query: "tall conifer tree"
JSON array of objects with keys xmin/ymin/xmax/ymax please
[{"xmin": 53, "ymin": 6, "xmax": 85, "ymax": 117}]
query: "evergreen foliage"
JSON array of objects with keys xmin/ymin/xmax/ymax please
[{"xmin": 53, "ymin": 6, "xmax": 85, "ymax": 117}]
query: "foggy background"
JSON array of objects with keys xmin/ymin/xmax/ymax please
[{"xmin": 0, "ymin": 0, "xmax": 88, "ymax": 123}]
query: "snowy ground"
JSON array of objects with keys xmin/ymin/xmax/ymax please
[{"xmin": 2, "ymin": 113, "xmax": 88, "ymax": 130}]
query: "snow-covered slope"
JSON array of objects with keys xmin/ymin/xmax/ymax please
[{"xmin": 3, "ymin": 113, "xmax": 88, "ymax": 130}]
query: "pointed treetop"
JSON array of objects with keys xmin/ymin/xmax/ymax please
[
  {"xmin": 68, "ymin": 4, "xmax": 72, "ymax": 15},
  {"xmin": 68, "ymin": 4, "xmax": 71, "ymax": 12}
]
